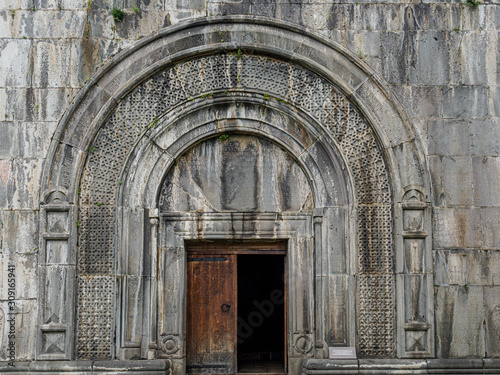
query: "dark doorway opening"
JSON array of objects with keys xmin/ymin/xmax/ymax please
[{"xmin": 237, "ymin": 254, "xmax": 286, "ymax": 374}]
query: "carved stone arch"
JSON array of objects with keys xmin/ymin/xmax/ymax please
[{"xmin": 37, "ymin": 17, "xmax": 432, "ymax": 365}]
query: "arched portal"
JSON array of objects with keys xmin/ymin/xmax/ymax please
[{"xmin": 36, "ymin": 17, "xmax": 433, "ymax": 372}]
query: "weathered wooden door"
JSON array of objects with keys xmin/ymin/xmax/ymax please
[{"xmin": 186, "ymin": 253, "xmax": 237, "ymax": 373}]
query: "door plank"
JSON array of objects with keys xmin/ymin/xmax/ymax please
[{"xmin": 187, "ymin": 253, "xmax": 237, "ymax": 373}]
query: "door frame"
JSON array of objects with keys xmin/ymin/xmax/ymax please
[
  {"xmin": 157, "ymin": 212, "xmax": 314, "ymax": 375},
  {"xmin": 186, "ymin": 241, "xmax": 288, "ymax": 373}
]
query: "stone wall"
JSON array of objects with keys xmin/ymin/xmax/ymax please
[{"xmin": 0, "ymin": 0, "xmax": 499, "ymax": 363}]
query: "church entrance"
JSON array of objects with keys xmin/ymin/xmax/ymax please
[{"xmin": 186, "ymin": 242, "xmax": 287, "ymax": 374}]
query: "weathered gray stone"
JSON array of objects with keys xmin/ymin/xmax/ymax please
[
  {"xmin": 33, "ymin": 40, "xmax": 75, "ymax": 88},
  {"xmin": 392, "ymin": 86, "xmax": 442, "ymax": 120},
  {"xmin": 480, "ymin": 208, "xmax": 500, "ymax": 250},
  {"xmin": 428, "ymin": 156, "xmax": 473, "ymax": 206},
  {"xmin": 0, "ymin": 39, "xmax": 31, "ymax": 88},
  {"xmin": 435, "ymin": 286, "xmax": 486, "ymax": 358},
  {"xmin": 484, "ymin": 286, "xmax": 500, "ymax": 357},
  {"xmin": 29, "ymin": 359, "xmax": 93, "ymax": 372},
  {"xmin": 380, "ymin": 31, "xmax": 408, "ymax": 85},
  {"xmin": 472, "ymin": 156, "xmax": 500, "ymax": 206},
  {"xmin": 411, "ymin": 31, "xmax": 454, "ymax": 85},
  {"xmin": 0, "ymin": 121, "xmax": 55, "ymax": 159},
  {"xmin": 470, "ymin": 119, "xmax": 500, "ymax": 156},
  {"xmin": 426, "ymin": 358, "xmax": 483, "ymax": 373},
  {"xmin": 433, "ymin": 208, "xmax": 483, "ymax": 249},
  {"xmin": 1, "ymin": 89, "xmax": 36, "ymax": 122},
  {"xmin": 450, "ymin": 31, "xmax": 491, "ymax": 86},
  {"xmin": 434, "ymin": 250, "xmax": 500, "ymax": 286},
  {"xmin": 160, "ymin": 134, "xmax": 313, "ymax": 213},
  {"xmin": 428, "ymin": 119, "xmax": 469, "ymax": 156},
  {"xmin": 0, "ymin": 210, "xmax": 39, "ymax": 254},
  {"xmin": 14, "ymin": 10, "xmax": 86, "ymax": 39},
  {"xmin": 494, "ymin": 85, "xmax": 500, "ymax": 117},
  {"xmin": 37, "ymin": 88, "xmax": 79, "ymax": 122},
  {"xmin": 443, "ymin": 85, "xmax": 489, "ymax": 119},
  {"xmin": 0, "ymin": 253, "xmax": 37, "ymax": 299},
  {"xmin": 0, "ymin": 11, "xmax": 13, "ymax": 38},
  {"xmin": 0, "ymin": 158, "xmax": 42, "ymax": 210},
  {"xmin": 0, "ymin": 299, "xmax": 37, "ymax": 360}
]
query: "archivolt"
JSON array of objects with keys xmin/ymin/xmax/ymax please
[
  {"xmin": 38, "ymin": 17, "xmax": 430, "ymax": 362},
  {"xmin": 77, "ymin": 53, "xmax": 394, "ymax": 358}
]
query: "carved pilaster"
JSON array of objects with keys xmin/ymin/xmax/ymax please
[
  {"xmin": 396, "ymin": 187, "xmax": 434, "ymax": 358},
  {"xmin": 37, "ymin": 190, "xmax": 77, "ymax": 360}
]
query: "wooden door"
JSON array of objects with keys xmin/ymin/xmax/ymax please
[{"xmin": 186, "ymin": 253, "xmax": 237, "ymax": 373}]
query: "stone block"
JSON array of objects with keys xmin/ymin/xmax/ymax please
[
  {"xmin": 0, "ymin": 122, "xmax": 17, "ymax": 159},
  {"xmin": 249, "ymin": 0, "xmax": 276, "ymax": 18},
  {"xmin": 484, "ymin": 286, "xmax": 500, "ymax": 357},
  {"xmin": 392, "ymin": 86, "xmax": 442, "ymax": 120},
  {"xmin": 0, "ymin": 121, "xmax": 54, "ymax": 159},
  {"xmin": 0, "ymin": 0, "xmax": 24, "ymax": 9},
  {"xmin": 299, "ymin": 4, "xmax": 335, "ymax": 31},
  {"xmin": 426, "ymin": 358, "xmax": 483, "ymax": 372},
  {"xmin": 0, "ymin": 361, "xmax": 30, "ymax": 372},
  {"xmin": 124, "ymin": 0, "xmax": 163, "ymax": 10},
  {"xmin": 0, "ymin": 39, "xmax": 31, "ymax": 88},
  {"xmin": 0, "ymin": 299, "xmax": 37, "ymax": 360},
  {"xmin": 0, "ymin": 11, "xmax": 14, "ymax": 38},
  {"xmin": 1, "ymin": 89, "xmax": 36, "ymax": 122},
  {"xmin": 381, "ymin": 31, "xmax": 407, "ymax": 85},
  {"xmin": 460, "ymin": 4, "xmax": 490, "ymax": 32},
  {"xmin": 435, "ymin": 285, "xmax": 485, "ymax": 357},
  {"xmin": 29, "ymin": 360, "xmax": 93, "ymax": 373},
  {"xmin": 433, "ymin": 208, "xmax": 482, "ymax": 249},
  {"xmin": 93, "ymin": 359, "xmax": 168, "ymax": 372},
  {"xmin": 70, "ymin": 38, "xmax": 122, "ymax": 86},
  {"xmin": 121, "ymin": 276, "xmax": 144, "ymax": 346},
  {"xmin": 0, "ymin": 89, "xmax": 5, "ymax": 121},
  {"xmin": 216, "ymin": 1, "xmax": 252, "ymax": 17},
  {"xmin": 470, "ymin": 119, "xmax": 500, "ymax": 156},
  {"xmin": 434, "ymin": 250, "xmax": 500, "ymax": 286},
  {"xmin": 0, "ymin": 253, "xmax": 38, "ymax": 299},
  {"xmin": 443, "ymin": 85, "xmax": 489, "ymax": 119},
  {"xmin": 413, "ymin": 4, "xmax": 460, "ymax": 31},
  {"xmin": 86, "ymin": 10, "xmax": 116, "ymax": 40},
  {"xmin": 428, "ymin": 119, "xmax": 469, "ymax": 156},
  {"xmin": 484, "ymin": 358, "xmax": 500, "ymax": 373},
  {"xmin": 450, "ymin": 31, "xmax": 490, "ymax": 85},
  {"xmin": 14, "ymin": 10, "xmax": 86, "ymax": 38},
  {"xmin": 33, "ymin": 0, "xmax": 87, "ymax": 9},
  {"xmin": 481, "ymin": 208, "xmax": 500, "ymax": 250},
  {"xmin": 410, "ymin": 31, "xmax": 454, "ymax": 85},
  {"xmin": 357, "ymin": 4, "xmax": 404, "ymax": 32},
  {"xmin": 359, "ymin": 359, "xmax": 427, "ymax": 373},
  {"xmin": 472, "ymin": 156, "xmax": 500, "ymax": 206},
  {"xmin": 33, "ymin": 40, "xmax": 75, "ymax": 88},
  {"xmin": 428, "ymin": 156, "xmax": 473, "ymax": 206},
  {"xmin": 114, "ymin": 10, "xmax": 173, "ymax": 40},
  {"xmin": 36, "ymin": 88, "xmax": 78, "ymax": 122},
  {"xmin": 0, "ymin": 158, "xmax": 42, "ymax": 210},
  {"xmin": 494, "ymin": 85, "xmax": 500, "ymax": 116},
  {"xmin": 0, "ymin": 210, "xmax": 38, "ymax": 255}
]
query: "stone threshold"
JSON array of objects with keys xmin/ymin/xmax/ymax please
[
  {"xmin": 303, "ymin": 358, "xmax": 500, "ymax": 374},
  {"xmin": 0, "ymin": 359, "xmax": 171, "ymax": 374},
  {"xmin": 0, "ymin": 359, "xmax": 499, "ymax": 374}
]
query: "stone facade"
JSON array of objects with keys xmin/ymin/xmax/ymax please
[{"xmin": 0, "ymin": 0, "xmax": 498, "ymax": 374}]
